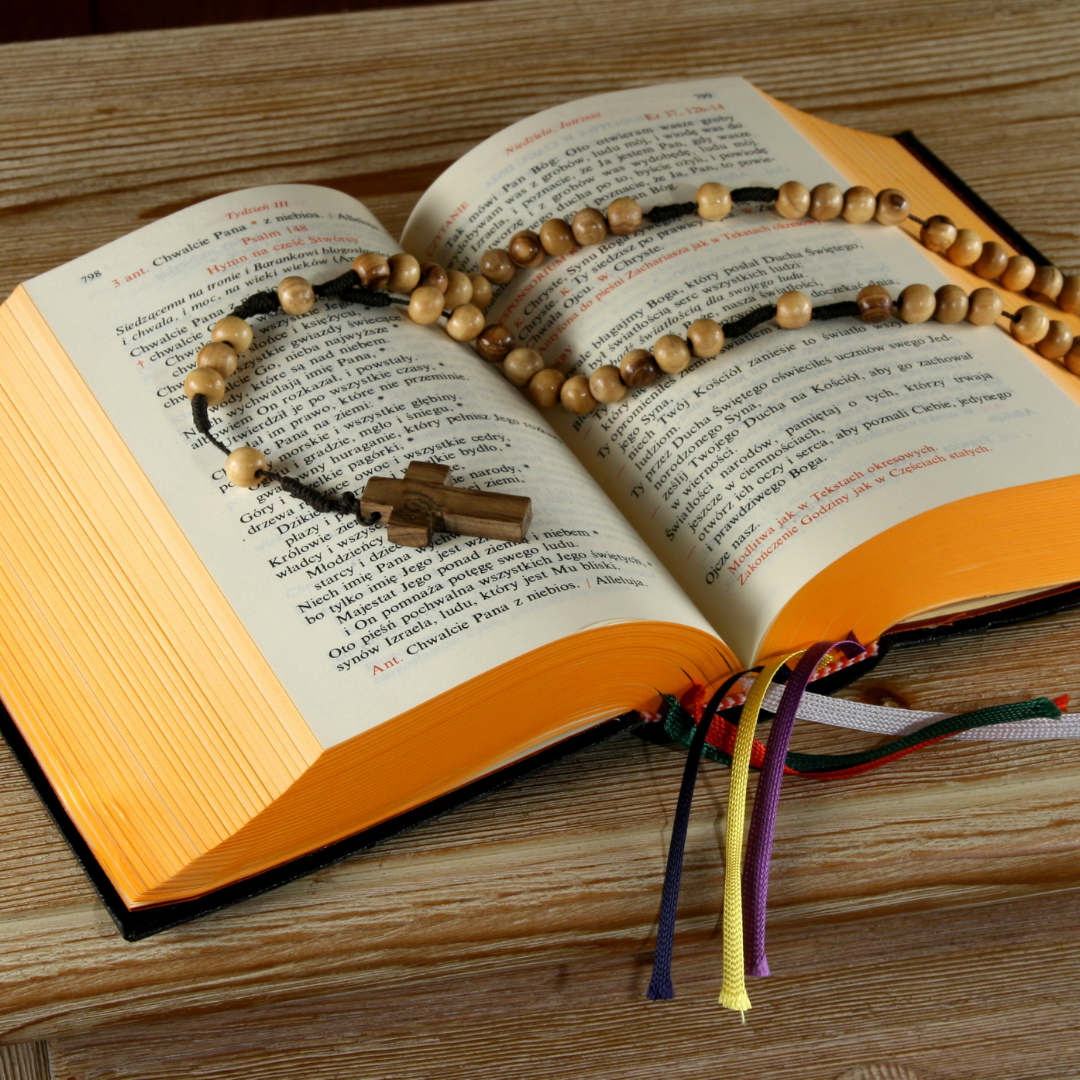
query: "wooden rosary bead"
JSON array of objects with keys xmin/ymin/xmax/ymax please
[
  {"xmin": 539, "ymin": 218, "xmax": 575, "ymax": 256},
  {"xmin": 775, "ymin": 181, "xmax": 811, "ymax": 219},
  {"xmin": 600, "ymin": 200, "xmax": 639, "ymax": 238},
  {"xmin": 184, "ymin": 367, "xmax": 226, "ymax": 406},
  {"xmin": 841, "ymin": 185, "xmax": 877, "ymax": 224},
  {"xmin": 527, "ymin": 367, "xmax": 565, "ymax": 407},
  {"xmin": 479, "ymin": 249, "xmax": 516, "ymax": 285},
  {"xmin": 588, "ymin": 365, "xmax": 627, "ymax": 404},
  {"xmin": 1000, "ymin": 254, "xmax": 1036, "ymax": 293},
  {"xmin": 856, "ymin": 284, "xmax": 894, "ymax": 323},
  {"xmin": 446, "ymin": 304, "xmax": 485, "ymax": 342},
  {"xmin": 1036, "ymin": 319, "xmax": 1074, "ymax": 360},
  {"xmin": 442, "ymin": 270, "xmax": 474, "ymax": 309},
  {"xmin": 653, "ymin": 334, "xmax": 691, "ymax": 374},
  {"xmin": 898, "ymin": 283, "xmax": 936, "ymax": 324},
  {"xmin": 419, "ymin": 263, "xmax": 449, "ymax": 292},
  {"xmin": 387, "ymin": 253, "xmax": 421, "ymax": 292},
  {"xmin": 225, "ymin": 446, "xmax": 269, "ymax": 489},
  {"xmin": 571, "ymin": 208, "xmax": 608, "ymax": 246},
  {"xmin": 874, "ymin": 188, "xmax": 910, "ymax": 225},
  {"xmin": 1010, "ymin": 304, "xmax": 1050, "ymax": 345},
  {"xmin": 973, "ymin": 241, "xmax": 1010, "ymax": 281},
  {"xmin": 469, "ymin": 274, "xmax": 493, "ymax": 311},
  {"xmin": 1066, "ymin": 341, "xmax": 1080, "ymax": 377},
  {"xmin": 606, "ymin": 197, "xmax": 643, "ymax": 236},
  {"xmin": 947, "ymin": 229, "xmax": 983, "ymax": 267},
  {"xmin": 696, "ymin": 182, "xmax": 732, "ymax": 220},
  {"xmin": 508, "ymin": 230, "xmax": 545, "ymax": 268},
  {"xmin": 407, "ymin": 285, "xmax": 445, "ymax": 325},
  {"xmin": 809, "ymin": 183, "xmax": 844, "ymax": 222},
  {"xmin": 351, "ymin": 252, "xmax": 391, "ymax": 289},
  {"xmin": 277, "ymin": 276, "xmax": 315, "ymax": 315},
  {"xmin": 775, "ymin": 290, "xmax": 812, "ymax": 329},
  {"xmin": 211, "ymin": 315, "xmax": 253, "ymax": 353},
  {"xmin": 502, "ymin": 347, "xmax": 544, "ymax": 387},
  {"xmin": 966, "ymin": 287, "xmax": 1003, "ymax": 326},
  {"xmin": 1028, "ymin": 265, "xmax": 1064, "ymax": 304},
  {"xmin": 196, "ymin": 341, "xmax": 238, "ymax": 378},
  {"xmin": 934, "ymin": 284, "xmax": 969, "ymax": 324},
  {"xmin": 687, "ymin": 318, "xmax": 724, "ymax": 358},
  {"xmin": 475, "ymin": 324, "xmax": 515, "ymax": 362},
  {"xmin": 919, "ymin": 215, "xmax": 957, "ymax": 254},
  {"xmin": 560, "ymin": 375, "xmax": 596, "ymax": 414},
  {"xmin": 619, "ymin": 349, "xmax": 661, "ymax": 388},
  {"xmin": 1058, "ymin": 274, "xmax": 1080, "ymax": 315}
]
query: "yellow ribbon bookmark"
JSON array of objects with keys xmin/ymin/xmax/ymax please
[{"xmin": 719, "ymin": 651, "xmax": 802, "ymax": 1015}]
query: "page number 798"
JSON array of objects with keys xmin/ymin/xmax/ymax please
[{"xmin": 80, "ymin": 270, "xmax": 101, "ymax": 283}]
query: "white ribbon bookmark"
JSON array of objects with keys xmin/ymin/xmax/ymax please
[{"xmin": 760, "ymin": 684, "xmax": 1080, "ymax": 740}]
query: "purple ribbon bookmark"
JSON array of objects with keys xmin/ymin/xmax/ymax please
[{"xmin": 741, "ymin": 637, "xmax": 863, "ymax": 978}]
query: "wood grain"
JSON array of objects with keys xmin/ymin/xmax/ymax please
[
  {"xmin": 0, "ymin": 1043, "xmax": 51, "ymax": 1080},
  {"xmin": 44, "ymin": 889, "xmax": 1080, "ymax": 1079},
  {"xmin": 1, "ymin": 0, "xmax": 1080, "ymax": 1072}
]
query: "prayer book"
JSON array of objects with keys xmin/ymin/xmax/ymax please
[{"xmin": 2, "ymin": 77, "xmax": 1079, "ymax": 934}]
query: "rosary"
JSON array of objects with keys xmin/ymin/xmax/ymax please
[{"xmin": 184, "ymin": 178, "xmax": 1079, "ymax": 545}]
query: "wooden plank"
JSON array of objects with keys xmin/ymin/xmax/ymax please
[
  {"xmin": 47, "ymin": 888, "xmax": 1080, "ymax": 1079},
  {"xmin": 0, "ymin": 0, "xmax": 1078, "ymax": 1061},
  {"xmin": 0, "ymin": 1044, "xmax": 51, "ymax": 1080}
]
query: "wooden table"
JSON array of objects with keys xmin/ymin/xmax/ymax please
[{"xmin": 2, "ymin": 2, "xmax": 1080, "ymax": 1076}]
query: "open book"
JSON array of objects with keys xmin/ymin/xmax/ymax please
[{"xmin": 2, "ymin": 77, "xmax": 1079, "ymax": 921}]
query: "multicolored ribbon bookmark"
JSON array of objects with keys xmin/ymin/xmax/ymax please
[
  {"xmin": 718, "ymin": 652, "xmax": 795, "ymax": 1013},
  {"xmin": 660, "ymin": 690, "xmax": 1067, "ymax": 779},
  {"xmin": 646, "ymin": 649, "xmax": 1069, "ymax": 1010}
]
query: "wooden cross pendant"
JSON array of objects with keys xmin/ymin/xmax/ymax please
[{"xmin": 359, "ymin": 461, "xmax": 533, "ymax": 548}]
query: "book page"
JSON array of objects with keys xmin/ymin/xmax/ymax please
[
  {"xmin": 23, "ymin": 184, "xmax": 715, "ymax": 748},
  {"xmin": 402, "ymin": 79, "xmax": 1080, "ymax": 664}
]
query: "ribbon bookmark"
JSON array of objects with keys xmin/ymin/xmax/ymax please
[
  {"xmin": 718, "ymin": 653, "xmax": 795, "ymax": 1014},
  {"xmin": 741, "ymin": 638, "xmax": 863, "ymax": 981},
  {"xmin": 646, "ymin": 670, "xmax": 749, "ymax": 1001}
]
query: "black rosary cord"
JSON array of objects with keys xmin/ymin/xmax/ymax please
[
  {"xmin": 262, "ymin": 470, "xmax": 382, "ymax": 524},
  {"xmin": 201, "ymin": 267, "xmax": 412, "ymax": 536},
  {"xmin": 339, "ymin": 284, "xmax": 395, "ymax": 308},
  {"xmin": 230, "ymin": 291, "xmax": 279, "ymax": 320},
  {"xmin": 645, "ymin": 201, "xmax": 697, "ymax": 224},
  {"xmin": 267, "ymin": 471, "xmax": 346, "ymax": 513},
  {"xmin": 191, "ymin": 393, "xmax": 232, "ymax": 456},
  {"xmin": 730, "ymin": 186, "xmax": 780, "ymax": 204},
  {"xmin": 722, "ymin": 305, "xmax": 776, "ymax": 340},
  {"xmin": 643, "ymin": 189, "xmax": 780, "ymax": 225},
  {"xmin": 228, "ymin": 272, "xmax": 398, "ymax": 324},
  {"xmin": 720, "ymin": 299, "xmax": 863, "ymax": 343},
  {"xmin": 313, "ymin": 269, "xmax": 361, "ymax": 298},
  {"xmin": 315, "ymin": 270, "xmax": 399, "ymax": 307},
  {"xmin": 812, "ymin": 300, "xmax": 860, "ymax": 321}
]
